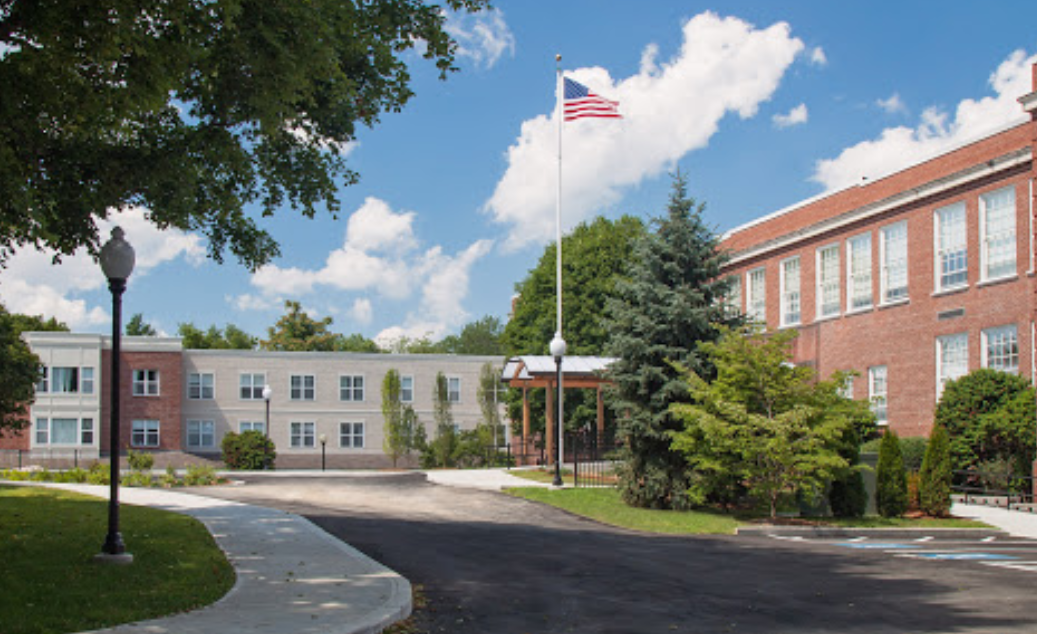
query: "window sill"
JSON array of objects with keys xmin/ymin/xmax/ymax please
[
  {"xmin": 878, "ymin": 298, "xmax": 910, "ymax": 310},
  {"xmin": 977, "ymin": 274, "xmax": 1018, "ymax": 289},
  {"xmin": 932, "ymin": 285, "xmax": 969, "ymax": 298},
  {"xmin": 814, "ymin": 312, "xmax": 841, "ymax": 324},
  {"xmin": 844, "ymin": 306, "xmax": 874, "ymax": 317}
]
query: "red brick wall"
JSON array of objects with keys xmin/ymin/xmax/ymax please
[
  {"xmin": 101, "ymin": 350, "xmax": 183, "ymax": 453},
  {"xmin": 0, "ymin": 423, "xmax": 30, "ymax": 451}
]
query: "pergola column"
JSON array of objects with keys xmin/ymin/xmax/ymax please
[{"xmin": 545, "ymin": 378, "xmax": 555, "ymax": 465}]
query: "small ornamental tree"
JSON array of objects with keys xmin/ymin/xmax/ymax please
[
  {"xmin": 426, "ymin": 372, "xmax": 458, "ymax": 468},
  {"xmin": 919, "ymin": 424, "xmax": 953, "ymax": 517},
  {"xmin": 876, "ymin": 431, "xmax": 908, "ymax": 518}
]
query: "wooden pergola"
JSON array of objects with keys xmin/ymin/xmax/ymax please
[{"xmin": 500, "ymin": 355, "xmax": 615, "ymax": 464}]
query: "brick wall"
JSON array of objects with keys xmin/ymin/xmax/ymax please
[{"xmin": 101, "ymin": 349, "xmax": 184, "ymax": 453}]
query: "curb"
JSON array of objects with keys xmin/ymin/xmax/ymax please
[{"xmin": 736, "ymin": 525, "xmax": 1008, "ymax": 539}]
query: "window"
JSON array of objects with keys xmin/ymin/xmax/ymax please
[
  {"xmin": 401, "ymin": 376, "xmax": 414, "ymax": 403},
  {"xmin": 726, "ymin": 275, "xmax": 742, "ymax": 316},
  {"xmin": 290, "ymin": 422, "xmax": 316, "ymax": 448},
  {"xmin": 780, "ymin": 257, "xmax": 801, "ymax": 326},
  {"xmin": 34, "ymin": 418, "xmax": 94, "ymax": 445},
  {"xmin": 34, "ymin": 418, "xmax": 50, "ymax": 444},
  {"xmin": 36, "ymin": 367, "xmax": 48, "ymax": 393},
  {"xmin": 80, "ymin": 418, "xmax": 94, "ymax": 444},
  {"xmin": 981, "ymin": 186, "xmax": 1017, "ymax": 281},
  {"xmin": 81, "ymin": 368, "xmax": 94, "ymax": 394},
  {"xmin": 290, "ymin": 375, "xmax": 316, "ymax": 401},
  {"xmin": 937, "ymin": 333, "xmax": 969, "ymax": 398},
  {"xmin": 838, "ymin": 375, "xmax": 854, "ymax": 399},
  {"xmin": 186, "ymin": 420, "xmax": 216, "ymax": 449},
  {"xmin": 132, "ymin": 420, "xmax": 161, "ymax": 447},
  {"xmin": 37, "ymin": 367, "xmax": 95, "ymax": 394},
  {"xmin": 448, "ymin": 377, "xmax": 461, "ymax": 403},
  {"xmin": 340, "ymin": 375, "xmax": 364, "ymax": 402},
  {"xmin": 240, "ymin": 373, "xmax": 266, "ymax": 400},
  {"xmin": 847, "ymin": 233, "xmax": 873, "ymax": 311},
  {"xmin": 132, "ymin": 369, "xmax": 160, "ymax": 396},
  {"xmin": 188, "ymin": 372, "xmax": 215, "ymax": 400},
  {"xmin": 747, "ymin": 267, "xmax": 766, "ymax": 322},
  {"xmin": 935, "ymin": 203, "xmax": 967, "ymax": 291},
  {"xmin": 817, "ymin": 245, "xmax": 840, "ymax": 319},
  {"xmin": 983, "ymin": 325, "xmax": 1019, "ymax": 374},
  {"xmin": 240, "ymin": 421, "xmax": 267, "ymax": 435},
  {"xmin": 868, "ymin": 366, "xmax": 888, "ymax": 425},
  {"xmin": 880, "ymin": 222, "xmax": 908, "ymax": 303},
  {"xmin": 339, "ymin": 422, "xmax": 365, "ymax": 449}
]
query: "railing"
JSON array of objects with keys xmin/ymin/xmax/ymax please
[
  {"xmin": 0, "ymin": 448, "xmax": 96, "ymax": 470},
  {"xmin": 566, "ymin": 431, "xmax": 621, "ymax": 488},
  {"xmin": 952, "ymin": 469, "xmax": 1036, "ymax": 512}
]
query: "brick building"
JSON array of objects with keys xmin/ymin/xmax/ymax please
[{"xmin": 720, "ymin": 64, "xmax": 1037, "ymax": 438}]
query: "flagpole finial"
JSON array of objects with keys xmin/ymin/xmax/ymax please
[{"xmin": 555, "ymin": 53, "xmax": 561, "ymax": 63}]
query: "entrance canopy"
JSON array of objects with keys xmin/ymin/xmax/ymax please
[{"xmin": 501, "ymin": 355, "xmax": 616, "ymax": 389}]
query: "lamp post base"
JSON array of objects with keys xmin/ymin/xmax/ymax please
[{"xmin": 94, "ymin": 552, "xmax": 134, "ymax": 565}]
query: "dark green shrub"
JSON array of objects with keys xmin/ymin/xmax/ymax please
[
  {"xmin": 899, "ymin": 437, "xmax": 928, "ymax": 472},
  {"xmin": 222, "ymin": 430, "xmax": 276, "ymax": 470},
  {"xmin": 876, "ymin": 431, "xmax": 908, "ymax": 518},
  {"xmin": 919, "ymin": 424, "xmax": 952, "ymax": 517},
  {"xmin": 127, "ymin": 450, "xmax": 155, "ymax": 472},
  {"xmin": 829, "ymin": 470, "xmax": 867, "ymax": 518}
]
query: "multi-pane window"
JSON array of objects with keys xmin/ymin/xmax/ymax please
[
  {"xmin": 981, "ymin": 186, "xmax": 1016, "ymax": 280},
  {"xmin": 935, "ymin": 203, "xmax": 967, "ymax": 291},
  {"xmin": 37, "ymin": 367, "xmax": 95, "ymax": 394},
  {"xmin": 36, "ymin": 367, "xmax": 48, "ymax": 393},
  {"xmin": 188, "ymin": 372, "xmax": 215, "ymax": 400},
  {"xmin": 240, "ymin": 421, "xmax": 266, "ymax": 434},
  {"xmin": 448, "ymin": 377, "xmax": 461, "ymax": 403},
  {"xmin": 240, "ymin": 373, "xmax": 266, "ymax": 400},
  {"xmin": 817, "ymin": 245, "xmax": 840, "ymax": 318},
  {"xmin": 132, "ymin": 419, "xmax": 161, "ymax": 447},
  {"xmin": 747, "ymin": 268, "xmax": 766, "ymax": 323},
  {"xmin": 983, "ymin": 325, "xmax": 1019, "ymax": 374},
  {"xmin": 290, "ymin": 422, "xmax": 316, "ymax": 448},
  {"xmin": 186, "ymin": 420, "xmax": 216, "ymax": 449},
  {"xmin": 34, "ymin": 417, "xmax": 93, "ymax": 445},
  {"xmin": 937, "ymin": 333, "xmax": 969, "ymax": 398},
  {"xmin": 290, "ymin": 375, "xmax": 316, "ymax": 401},
  {"xmin": 880, "ymin": 222, "xmax": 908, "ymax": 303},
  {"xmin": 726, "ymin": 276, "xmax": 742, "ymax": 316},
  {"xmin": 339, "ymin": 422, "xmax": 365, "ymax": 449},
  {"xmin": 868, "ymin": 366, "xmax": 888, "ymax": 425},
  {"xmin": 81, "ymin": 418, "xmax": 94, "ymax": 444},
  {"xmin": 780, "ymin": 257, "xmax": 801, "ymax": 326},
  {"xmin": 401, "ymin": 376, "xmax": 414, "ymax": 403},
  {"xmin": 132, "ymin": 369, "xmax": 160, "ymax": 396},
  {"xmin": 340, "ymin": 375, "xmax": 364, "ymax": 402},
  {"xmin": 838, "ymin": 375, "xmax": 854, "ymax": 399},
  {"xmin": 81, "ymin": 368, "xmax": 94, "ymax": 394},
  {"xmin": 847, "ymin": 233, "xmax": 873, "ymax": 311}
]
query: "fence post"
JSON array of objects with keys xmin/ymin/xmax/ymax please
[{"xmin": 18, "ymin": 449, "xmax": 22, "ymax": 469}]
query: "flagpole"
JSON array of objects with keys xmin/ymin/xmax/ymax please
[{"xmin": 554, "ymin": 54, "xmax": 565, "ymax": 480}]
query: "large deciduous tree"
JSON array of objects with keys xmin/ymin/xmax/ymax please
[
  {"xmin": 605, "ymin": 173, "xmax": 739, "ymax": 510},
  {"xmin": 0, "ymin": 305, "xmax": 67, "ymax": 434},
  {"xmin": 178, "ymin": 322, "xmax": 257, "ymax": 350},
  {"xmin": 125, "ymin": 313, "xmax": 157, "ymax": 336},
  {"xmin": 0, "ymin": 0, "xmax": 489, "ymax": 268}
]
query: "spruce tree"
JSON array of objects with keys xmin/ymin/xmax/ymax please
[
  {"xmin": 919, "ymin": 424, "xmax": 953, "ymax": 517},
  {"xmin": 605, "ymin": 173, "xmax": 738, "ymax": 509},
  {"xmin": 876, "ymin": 431, "xmax": 908, "ymax": 517}
]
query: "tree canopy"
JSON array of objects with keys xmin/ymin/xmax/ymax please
[
  {"xmin": 125, "ymin": 313, "xmax": 157, "ymax": 336},
  {"xmin": 0, "ymin": 305, "xmax": 67, "ymax": 434},
  {"xmin": 0, "ymin": 0, "xmax": 489, "ymax": 269},
  {"xmin": 177, "ymin": 322, "xmax": 257, "ymax": 349}
]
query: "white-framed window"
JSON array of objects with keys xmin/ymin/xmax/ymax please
[
  {"xmin": 847, "ymin": 233, "xmax": 873, "ymax": 311},
  {"xmin": 868, "ymin": 366, "xmax": 888, "ymax": 425},
  {"xmin": 239, "ymin": 421, "xmax": 267, "ymax": 435},
  {"xmin": 448, "ymin": 377, "xmax": 461, "ymax": 403},
  {"xmin": 339, "ymin": 422, "xmax": 365, "ymax": 449},
  {"xmin": 816, "ymin": 245, "xmax": 840, "ymax": 319},
  {"xmin": 980, "ymin": 186, "xmax": 1017, "ymax": 281},
  {"xmin": 340, "ymin": 375, "xmax": 364, "ymax": 402},
  {"xmin": 240, "ymin": 373, "xmax": 266, "ymax": 400},
  {"xmin": 880, "ymin": 222, "xmax": 908, "ymax": 304},
  {"xmin": 36, "ymin": 367, "xmax": 48, "ymax": 393},
  {"xmin": 746, "ymin": 268, "xmax": 766, "ymax": 323},
  {"xmin": 935, "ymin": 202, "xmax": 967, "ymax": 291},
  {"xmin": 34, "ymin": 417, "xmax": 93, "ymax": 445},
  {"xmin": 401, "ymin": 376, "xmax": 414, "ymax": 403},
  {"xmin": 290, "ymin": 374, "xmax": 316, "ymax": 401},
  {"xmin": 132, "ymin": 419, "xmax": 161, "ymax": 447},
  {"xmin": 726, "ymin": 275, "xmax": 742, "ymax": 316},
  {"xmin": 38, "ymin": 367, "xmax": 95, "ymax": 394},
  {"xmin": 780, "ymin": 256, "xmax": 801, "ymax": 326},
  {"xmin": 132, "ymin": 369, "xmax": 160, "ymax": 396},
  {"xmin": 838, "ymin": 374, "xmax": 854, "ymax": 399},
  {"xmin": 81, "ymin": 368, "xmax": 94, "ymax": 395},
  {"xmin": 936, "ymin": 333, "xmax": 969, "ymax": 398},
  {"xmin": 186, "ymin": 420, "xmax": 216, "ymax": 449},
  {"xmin": 290, "ymin": 421, "xmax": 316, "ymax": 448},
  {"xmin": 983, "ymin": 325, "xmax": 1019, "ymax": 374},
  {"xmin": 188, "ymin": 372, "xmax": 215, "ymax": 400}
]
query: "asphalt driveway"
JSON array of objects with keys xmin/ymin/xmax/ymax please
[{"xmin": 201, "ymin": 473, "xmax": 1036, "ymax": 634}]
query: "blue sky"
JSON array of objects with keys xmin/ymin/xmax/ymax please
[{"xmin": 3, "ymin": 1, "xmax": 1037, "ymax": 347}]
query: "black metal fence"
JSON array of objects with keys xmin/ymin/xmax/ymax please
[
  {"xmin": 0, "ymin": 449, "xmax": 96, "ymax": 470},
  {"xmin": 565, "ymin": 431, "xmax": 621, "ymax": 488},
  {"xmin": 953, "ymin": 469, "xmax": 1036, "ymax": 512}
]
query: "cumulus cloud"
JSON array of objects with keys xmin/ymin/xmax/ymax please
[
  {"xmin": 876, "ymin": 93, "xmax": 907, "ymax": 115},
  {"xmin": 445, "ymin": 8, "xmax": 515, "ymax": 70},
  {"xmin": 813, "ymin": 49, "xmax": 1036, "ymax": 191},
  {"xmin": 484, "ymin": 12, "xmax": 805, "ymax": 251},
  {"xmin": 773, "ymin": 103, "xmax": 809, "ymax": 128},
  {"xmin": 351, "ymin": 298, "xmax": 373, "ymax": 326},
  {"xmin": 810, "ymin": 47, "xmax": 827, "ymax": 66}
]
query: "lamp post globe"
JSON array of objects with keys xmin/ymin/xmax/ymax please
[{"xmin": 549, "ymin": 332, "xmax": 566, "ymax": 487}]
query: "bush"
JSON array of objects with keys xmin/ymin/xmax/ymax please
[
  {"xmin": 184, "ymin": 464, "xmax": 220, "ymax": 486},
  {"xmin": 899, "ymin": 437, "xmax": 928, "ymax": 473},
  {"xmin": 54, "ymin": 467, "xmax": 89, "ymax": 483},
  {"xmin": 222, "ymin": 431, "xmax": 276, "ymax": 470},
  {"xmin": 876, "ymin": 431, "xmax": 908, "ymax": 518},
  {"xmin": 829, "ymin": 470, "xmax": 867, "ymax": 518},
  {"xmin": 86, "ymin": 463, "xmax": 110, "ymax": 485},
  {"xmin": 919, "ymin": 424, "xmax": 952, "ymax": 517},
  {"xmin": 122, "ymin": 471, "xmax": 154, "ymax": 487},
  {"xmin": 127, "ymin": 450, "xmax": 155, "ymax": 472},
  {"xmin": 159, "ymin": 465, "xmax": 180, "ymax": 488}
]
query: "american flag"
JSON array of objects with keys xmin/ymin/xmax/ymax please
[{"xmin": 563, "ymin": 78, "xmax": 622, "ymax": 121}]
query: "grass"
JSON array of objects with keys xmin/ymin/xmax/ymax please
[
  {"xmin": 0, "ymin": 485, "xmax": 235, "ymax": 634},
  {"xmin": 803, "ymin": 515, "xmax": 990, "ymax": 529}
]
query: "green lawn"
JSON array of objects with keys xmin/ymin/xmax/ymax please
[{"xmin": 0, "ymin": 485, "xmax": 235, "ymax": 634}]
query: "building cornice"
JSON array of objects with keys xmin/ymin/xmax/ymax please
[{"xmin": 1019, "ymin": 91, "xmax": 1037, "ymax": 114}]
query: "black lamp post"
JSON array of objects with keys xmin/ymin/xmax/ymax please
[
  {"xmin": 97, "ymin": 227, "xmax": 135, "ymax": 563},
  {"xmin": 549, "ymin": 331, "xmax": 566, "ymax": 488},
  {"xmin": 319, "ymin": 434, "xmax": 327, "ymax": 471}
]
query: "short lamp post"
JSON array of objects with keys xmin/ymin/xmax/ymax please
[
  {"xmin": 319, "ymin": 434, "xmax": 327, "ymax": 472},
  {"xmin": 97, "ymin": 227, "xmax": 135, "ymax": 564},
  {"xmin": 549, "ymin": 331, "xmax": 566, "ymax": 488},
  {"xmin": 262, "ymin": 385, "xmax": 272, "ymax": 438}
]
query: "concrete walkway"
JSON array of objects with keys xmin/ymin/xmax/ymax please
[{"xmin": 952, "ymin": 501, "xmax": 1037, "ymax": 539}]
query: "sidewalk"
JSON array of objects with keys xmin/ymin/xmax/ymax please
[
  {"xmin": 9, "ymin": 482, "xmax": 411, "ymax": 634},
  {"xmin": 951, "ymin": 501, "xmax": 1037, "ymax": 539}
]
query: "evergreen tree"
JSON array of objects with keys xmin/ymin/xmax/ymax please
[
  {"xmin": 919, "ymin": 424, "xmax": 953, "ymax": 517},
  {"xmin": 605, "ymin": 173, "xmax": 740, "ymax": 510},
  {"xmin": 427, "ymin": 372, "xmax": 458, "ymax": 467},
  {"xmin": 876, "ymin": 431, "xmax": 908, "ymax": 517}
]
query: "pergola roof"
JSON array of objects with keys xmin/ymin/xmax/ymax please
[{"xmin": 501, "ymin": 355, "xmax": 616, "ymax": 389}]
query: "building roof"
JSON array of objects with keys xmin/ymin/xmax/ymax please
[{"xmin": 501, "ymin": 355, "xmax": 616, "ymax": 389}]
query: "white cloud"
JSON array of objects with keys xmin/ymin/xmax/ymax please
[
  {"xmin": 445, "ymin": 8, "xmax": 515, "ymax": 70},
  {"xmin": 813, "ymin": 49, "xmax": 1036, "ymax": 191},
  {"xmin": 773, "ymin": 103, "xmax": 808, "ymax": 128},
  {"xmin": 351, "ymin": 298, "xmax": 373, "ymax": 326},
  {"xmin": 346, "ymin": 197, "xmax": 418, "ymax": 253},
  {"xmin": 810, "ymin": 47, "xmax": 827, "ymax": 66},
  {"xmin": 484, "ymin": 12, "xmax": 805, "ymax": 251},
  {"xmin": 876, "ymin": 93, "xmax": 907, "ymax": 115}
]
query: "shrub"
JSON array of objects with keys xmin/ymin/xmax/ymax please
[
  {"xmin": 829, "ymin": 469, "xmax": 867, "ymax": 518},
  {"xmin": 906, "ymin": 472, "xmax": 921, "ymax": 513},
  {"xmin": 122, "ymin": 470, "xmax": 154, "ymax": 487},
  {"xmin": 876, "ymin": 431, "xmax": 908, "ymax": 518},
  {"xmin": 160, "ymin": 465, "xmax": 180, "ymax": 488},
  {"xmin": 127, "ymin": 450, "xmax": 155, "ymax": 472},
  {"xmin": 184, "ymin": 464, "xmax": 220, "ymax": 486},
  {"xmin": 222, "ymin": 431, "xmax": 276, "ymax": 470},
  {"xmin": 899, "ymin": 437, "xmax": 928, "ymax": 473},
  {"xmin": 86, "ymin": 462, "xmax": 110, "ymax": 485},
  {"xmin": 919, "ymin": 424, "xmax": 952, "ymax": 517},
  {"xmin": 55, "ymin": 467, "xmax": 89, "ymax": 483}
]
